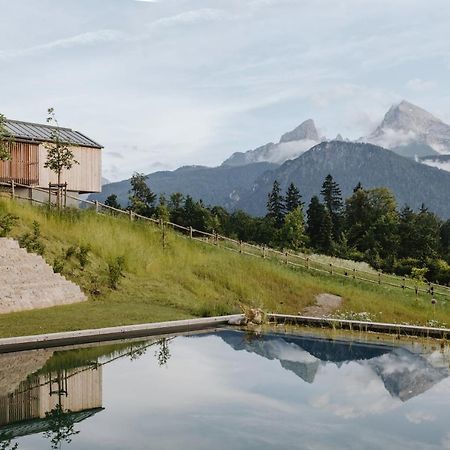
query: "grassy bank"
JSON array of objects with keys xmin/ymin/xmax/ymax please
[{"xmin": 0, "ymin": 198, "xmax": 448, "ymax": 338}]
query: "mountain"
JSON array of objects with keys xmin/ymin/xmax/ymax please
[
  {"xmin": 222, "ymin": 119, "xmax": 321, "ymax": 166},
  {"xmin": 235, "ymin": 141, "xmax": 450, "ymax": 218},
  {"xmin": 90, "ymin": 162, "xmax": 276, "ymax": 207},
  {"xmin": 364, "ymin": 100, "xmax": 450, "ymax": 159}
]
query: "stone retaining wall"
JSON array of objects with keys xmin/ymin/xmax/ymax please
[{"xmin": 0, "ymin": 238, "xmax": 86, "ymax": 313}]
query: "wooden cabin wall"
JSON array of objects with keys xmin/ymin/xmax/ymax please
[
  {"xmin": 0, "ymin": 142, "xmax": 39, "ymax": 185},
  {"xmin": 38, "ymin": 144, "xmax": 102, "ymax": 193}
]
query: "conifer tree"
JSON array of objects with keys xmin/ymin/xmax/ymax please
[
  {"xmin": 285, "ymin": 182, "xmax": 303, "ymax": 213},
  {"xmin": 353, "ymin": 181, "xmax": 363, "ymax": 193},
  {"xmin": 306, "ymin": 196, "xmax": 333, "ymax": 253},
  {"xmin": 266, "ymin": 180, "xmax": 285, "ymax": 228},
  {"xmin": 321, "ymin": 174, "xmax": 343, "ymax": 239}
]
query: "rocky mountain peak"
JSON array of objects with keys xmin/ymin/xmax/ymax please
[
  {"xmin": 279, "ymin": 119, "xmax": 319, "ymax": 143},
  {"xmin": 381, "ymin": 100, "xmax": 443, "ymax": 131},
  {"xmin": 365, "ymin": 100, "xmax": 450, "ymax": 156}
]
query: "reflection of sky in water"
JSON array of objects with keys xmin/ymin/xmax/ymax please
[{"xmin": 6, "ymin": 331, "xmax": 450, "ymax": 450}]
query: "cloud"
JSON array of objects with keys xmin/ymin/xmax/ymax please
[
  {"xmin": 150, "ymin": 9, "xmax": 230, "ymax": 28},
  {"xmin": 1, "ymin": 0, "xmax": 450, "ymax": 181},
  {"xmin": 0, "ymin": 29, "xmax": 127, "ymax": 61},
  {"xmin": 406, "ymin": 78, "xmax": 436, "ymax": 92},
  {"xmin": 406, "ymin": 411, "xmax": 436, "ymax": 424}
]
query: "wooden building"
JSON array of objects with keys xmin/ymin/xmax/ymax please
[{"xmin": 0, "ymin": 119, "xmax": 102, "ymax": 198}]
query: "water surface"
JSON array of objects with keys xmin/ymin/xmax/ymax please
[{"xmin": 0, "ymin": 329, "xmax": 449, "ymax": 449}]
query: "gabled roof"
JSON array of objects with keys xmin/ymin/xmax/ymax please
[{"xmin": 4, "ymin": 119, "xmax": 103, "ymax": 149}]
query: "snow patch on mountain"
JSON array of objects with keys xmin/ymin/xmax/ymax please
[
  {"xmin": 364, "ymin": 100, "xmax": 450, "ymax": 158},
  {"xmin": 222, "ymin": 119, "xmax": 322, "ymax": 166}
]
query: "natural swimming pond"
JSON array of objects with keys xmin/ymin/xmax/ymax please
[{"xmin": 0, "ymin": 329, "xmax": 449, "ymax": 449}]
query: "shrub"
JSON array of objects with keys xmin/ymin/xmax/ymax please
[
  {"xmin": 65, "ymin": 245, "xmax": 77, "ymax": 260},
  {"xmin": 0, "ymin": 213, "xmax": 18, "ymax": 237},
  {"xmin": 392, "ymin": 258, "xmax": 421, "ymax": 277},
  {"xmin": 52, "ymin": 257, "xmax": 65, "ymax": 274},
  {"xmin": 108, "ymin": 256, "xmax": 126, "ymax": 289},
  {"xmin": 18, "ymin": 221, "xmax": 45, "ymax": 255},
  {"xmin": 76, "ymin": 245, "xmax": 90, "ymax": 270}
]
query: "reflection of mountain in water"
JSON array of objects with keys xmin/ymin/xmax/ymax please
[
  {"xmin": 218, "ymin": 331, "xmax": 449, "ymax": 400},
  {"xmin": 370, "ymin": 348, "xmax": 448, "ymax": 401}
]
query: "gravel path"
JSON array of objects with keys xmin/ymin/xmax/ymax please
[{"xmin": 301, "ymin": 293, "xmax": 342, "ymax": 317}]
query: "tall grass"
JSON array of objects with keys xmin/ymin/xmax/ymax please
[{"xmin": 0, "ymin": 198, "xmax": 448, "ymax": 337}]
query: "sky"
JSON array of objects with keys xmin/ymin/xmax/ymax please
[{"xmin": 1, "ymin": 0, "xmax": 450, "ymax": 181}]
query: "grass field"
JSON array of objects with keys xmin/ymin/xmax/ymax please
[{"xmin": 0, "ymin": 198, "xmax": 449, "ymax": 338}]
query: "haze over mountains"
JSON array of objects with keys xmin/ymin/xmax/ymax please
[
  {"xmin": 222, "ymin": 119, "xmax": 322, "ymax": 166},
  {"xmin": 365, "ymin": 100, "xmax": 450, "ymax": 160},
  {"xmin": 92, "ymin": 100, "xmax": 450, "ymax": 218}
]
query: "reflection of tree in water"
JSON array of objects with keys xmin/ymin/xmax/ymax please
[
  {"xmin": 129, "ymin": 345, "xmax": 147, "ymax": 361},
  {"xmin": 155, "ymin": 339, "xmax": 171, "ymax": 367},
  {"xmin": 43, "ymin": 404, "xmax": 80, "ymax": 450},
  {"xmin": 0, "ymin": 336, "xmax": 174, "ymax": 449},
  {"xmin": 243, "ymin": 330, "xmax": 263, "ymax": 344}
]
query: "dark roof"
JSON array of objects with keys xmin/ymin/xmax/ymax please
[{"xmin": 4, "ymin": 119, "xmax": 103, "ymax": 149}]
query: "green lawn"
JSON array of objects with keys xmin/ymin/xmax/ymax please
[{"xmin": 0, "ymin": 198, "xmax": 448, "ymax": 338}]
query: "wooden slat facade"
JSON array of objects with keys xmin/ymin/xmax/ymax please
[
  {"xmin": 0, "ymin": 141, "xmax": 102, "ymax": 193},
  {"xmin": 0, "ymin": 142, "xmax": 39, "ymax": 185},
  {"xmin": 38, "ymin": 144, "xmax": 102, "ymax": 193}
]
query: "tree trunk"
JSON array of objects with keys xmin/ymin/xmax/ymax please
[{"xmin": 57, "ymin": 171, "xmax": 61, "ymax": 209}]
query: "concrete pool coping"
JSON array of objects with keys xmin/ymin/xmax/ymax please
[
  {"xmin": 1, "ymin": 313, "xmax": 450, "ymax": 353},
  {"xmin": 0, "ymin": 315, "xmax": 244, "ymax": 353},
  {"xmin": 268, "ymin": 314, "xmax": 450, "ymax": 339}
]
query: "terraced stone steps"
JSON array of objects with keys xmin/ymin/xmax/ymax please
[{"xmin": 0, "ymin": 238, "xmax": 86, "ymax": 313}]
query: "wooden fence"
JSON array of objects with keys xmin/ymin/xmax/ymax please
[{"xmin": 2, "ymin": 180, "xmax": 450, "ymax": 301}]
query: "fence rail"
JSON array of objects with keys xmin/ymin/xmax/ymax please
[{"xmin": 2, "ymin": 180, "xmax": 450, "ymax": 301}]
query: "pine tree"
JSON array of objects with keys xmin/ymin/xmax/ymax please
[
  {"xmin": 353, "ymin": 182, "xmax": 363, "ymax": 193},
  {"xmin": 321, "ymin": 174, "xmax": 343, "ymax": 240},
  {"xmin": 318, "ymin": 209, "xmax": 333, "ymax": 253},
  {"xmin": 306, "ymin": 196, "xmax": 333, "ymax": 253},
  {"xmin": 285, "ymin": 182, "xmax": 303, "ymax": 213},
  {"xmin": 266, "ymin": 180, "xmax": 285, "ymax": 228}
]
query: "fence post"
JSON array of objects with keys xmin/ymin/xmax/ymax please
[
  {"xmin": 402, "ymin": 278, "xmax": 405, "ymax": 290},
  {"xmin": 129, "ymin": 210, "xmax": 133, "ymax": 221},
  {"xmin": 329, "ymin": 263, "xmax": 333, "ymax": 275},
  {"xmin": 262, "ymin": 246, "xmax": 266, "ymax": 259},
  {"xmin": 10, "ymin": 180, "xmax": 15, "ymax": 199},
  {"xmin": 64, "ymin": 182, "xmax": 67, "ymax": 208},
  {"xmin": 285, "ymin": 251, "xmax": 289, "ymax": 265},
  {"xmin": 48, "ymin": 183, "xmax": 51, "ymax": 207},
  {"xmin": 189, "ymin": 226, "xmax": 193, "ymax": 239},
  {"xmin": 378, "ymin": 272, "xmax": 381, "ymax": 285},
  {"xmin": 352, "ymin": 268, "xmax": 356, "ymax": 279},
  {"xmin": 239, "ymin": 240, "xmax": 243, "ymax": 254},
  {"xmin": 306, "ymin": 257, "xmax": 309, "ymax": 269},
  {"xmin": 214, "ymin": 232, "xmax": 218, "ymax": 246},
  {"xmin": 95, "ymin": 200, "xmax": 99, "ymax": 214},
  {"xmin": 161, "ymin": 221, "xmax": 166, "ymax": 250}
]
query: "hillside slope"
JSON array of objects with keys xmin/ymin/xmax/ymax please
[
  {"xmin": 0, "ymin": 198, "xmax": 446, "ymax": 337},
  {"xmin": 237, "ymin": 141, "xmax": 450, "ymax": 218}
]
